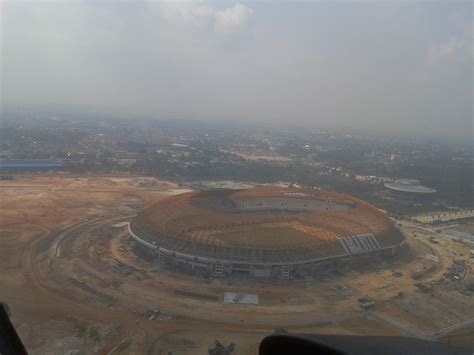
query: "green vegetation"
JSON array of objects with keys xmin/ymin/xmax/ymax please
[{"xmin": 75, "ymin": 325, "xmax": 101, "ymax": 345}]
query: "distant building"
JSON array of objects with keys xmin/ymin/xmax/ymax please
[
  {"xmin": 355, "ymin": 175, "xmax": 393, "ymax": 184},
  {"xmin": 0, "ymin": 160, "xmax": 63, "ymax": 171},
  {"xmin": 384, "ymin": 179, "xmax": 436, "ymax": 203}
]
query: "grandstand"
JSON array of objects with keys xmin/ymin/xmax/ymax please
[{"xmin": 129, "ymin": 187, "xmax": 406, "ymax": 278}]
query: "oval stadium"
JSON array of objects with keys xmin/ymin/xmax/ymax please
[{"xmin": 129, "ymin": 187, "xmax": 406, "ymax": 279}]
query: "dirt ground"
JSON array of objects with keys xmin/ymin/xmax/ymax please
[{"xmin": 1, "ymin": 173, "xmax": 473, "ymax": 354}]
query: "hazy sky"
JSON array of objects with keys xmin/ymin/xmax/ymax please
[{"xmin": 1, "ymin": 1, "xmax": 472, "ymax": 140}]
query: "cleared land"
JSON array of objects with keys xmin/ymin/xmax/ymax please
[{"xmin": 1, "ymin": 173, "xmax": 473, "ymax": 354}]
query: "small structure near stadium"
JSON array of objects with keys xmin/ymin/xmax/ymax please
[{"xmin": 384, "ymin": 179, "xmax": 436, "ymax": 203}]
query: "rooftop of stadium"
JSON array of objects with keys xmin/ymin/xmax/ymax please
[{"xmin": 130, "ymin": 187, "xmax": 405, "ymax": 264}]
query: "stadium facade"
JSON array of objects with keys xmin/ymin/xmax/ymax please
[{"xmin": 129, "ymin": 187, "xmax": 406, "ymax": 279}]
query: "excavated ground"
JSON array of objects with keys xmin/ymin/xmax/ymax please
[{"xmin": 1, "ymin": 173, "xmax": 473, "ymax": 354}]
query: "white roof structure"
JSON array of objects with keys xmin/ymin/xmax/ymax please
[{"xmin": 384, "ymin": 179, "xmax": 436, "ymax": 194}]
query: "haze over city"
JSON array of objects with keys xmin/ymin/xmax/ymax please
[{"xmin": 2, "ymin": 1, "xmax": 472, "ymax": 140}]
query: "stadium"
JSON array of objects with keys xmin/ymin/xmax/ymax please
[
  {"xmin": 129, "ymin": 187, "xmax": 406, "ymax": 279},
  {"xmin": 384, "ymin": 179, "xmax": 436, "ymax": 203}
]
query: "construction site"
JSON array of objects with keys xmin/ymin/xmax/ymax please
[
  {"xmin": 1, "ymin": 174, "xmax": 473, "ymax": 354},
  {"xmin": 130, "ymin": 188, "xmax": 406, "ymax": 279}
]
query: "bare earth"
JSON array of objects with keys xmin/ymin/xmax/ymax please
[{"xmin": 1, "ymin": 173, "xmax": 473, "ymax": 354}]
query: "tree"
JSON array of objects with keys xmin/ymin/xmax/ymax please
[
  {"xmin": 75, "ymin": 325, "xmax": 101, "ymax": 345},
  {"xmin": 75, "ymin": 325, "xmax": 88, "ymax": 345},
  {"xmin": 88, "ymin": 326, "xmax": 101, "ymax": 345}
]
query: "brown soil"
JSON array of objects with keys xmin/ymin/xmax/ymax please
[{"xmin": 1, "ymin": 173, "xmax": 472, "ymax": 354}]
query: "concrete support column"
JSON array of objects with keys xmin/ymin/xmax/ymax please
[
  {"xmin": 212, "ymin": 262, "xmax": 224, "ymax": 276},
  {"xmin": 280, "ymin": 264, "xmax": 291, "ymax": 279},
  {"xmin": 157, "ymin": 250, "xmax": 166, "ymax": 264}
]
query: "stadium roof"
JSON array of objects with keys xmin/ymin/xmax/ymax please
[
  {"xmin": 384, "ymin": 179, "xmax": 436, "ymax": 194},
  {"xmin": 130, "ymin": 187, "xmax": 404, "ymax": 264}
]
